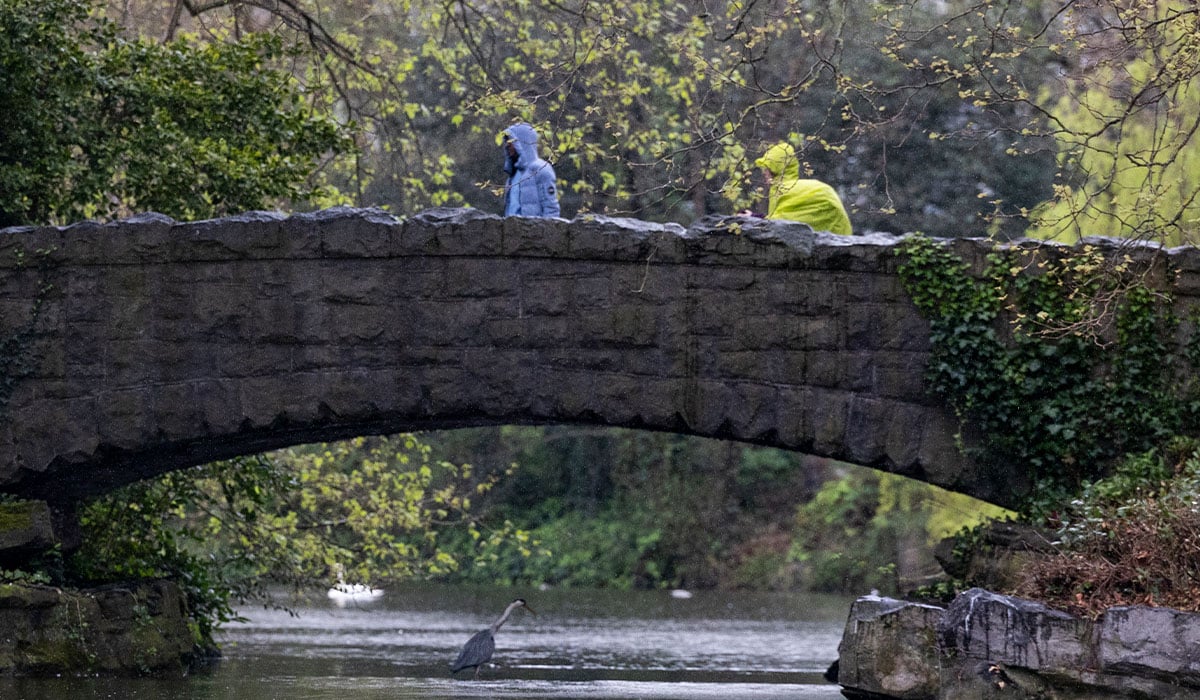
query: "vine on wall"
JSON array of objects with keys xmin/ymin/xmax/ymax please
[
  {"xmin": 0, "ymin": 246, "xmax": 56, "ymax": 415},
  {"xmin": 897, "ymin": 235, "xmax": 1197, "ymax": 506}
]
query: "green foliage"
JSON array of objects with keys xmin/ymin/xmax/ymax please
[
  {"xmin": 71, "ymin": 459, "xmax": 258, "ymax": 645},
  {"xmin": 17, "ymin": 0, "xmax": 1200, "ymax": 239},
  {"xmin": 0, "ymin": 0, "xmax": 92, "ymax": 226},
  {"xmin": 1025, "ymin": 1, "xmax": 1200, "ymax": 245},
  {"xmin": 789, "ymin": 471, "xmax": 892, "ymax": 593},
  {"xmin": 86, "ymin": 33, "xmax": 351, "ymax": 220},
  {"xmin": 70, "ymin": 435, "xmax": 501, "ymax": 644},
  {"xmin": 418, "ymin": 426, "xmax": 1010, "ymax": 593},
  {"xmin": 789, "ymin": 467, "xmax": 1009, "ymax": 594},
  {"xmin": 422, "ymin": 427, "xmax": 823, "ymax": 590},
  {"xmin": 858, "ymin": 1, "xmax": 1200, "ymax": 242},
  {"xmin": 448, "ymin": 507, "xmax": 667, "ymax": 590},
  {"xmin": 1055, "ymin": 437, "xmax": 1198, "ymax": 544},
  {"xmin": 0, "ymin": 0, "xmax": 352, "ymax": 226},
  {"xmin": 0, "ymin": 568, "xmax": 52, "ymax": 585},
  {"xmin": 898, "ymin": 234, "xmax": 1194, "ymax": 492}
]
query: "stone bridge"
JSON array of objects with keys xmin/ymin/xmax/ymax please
[{"xmin": 2, "ymin": 207, "xmax": 1192, "ymax": 513}]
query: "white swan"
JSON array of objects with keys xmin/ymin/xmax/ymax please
[{"xmin": 327, "ymin": 564, "xmax": 384, "ymax": 606}]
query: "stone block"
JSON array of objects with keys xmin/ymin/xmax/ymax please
[
  {"xmin": 442, "ymin": 258, "xmax": 520, "ymax": 298},
  {"xmin": 712, "ymin": 350, "xmax": 776, "ymax": 384},
  {"xmin": 677, "ymin": 379, "xmax": 734, "ymax": 435},
  {"xmin": 94, "ymin": 388, "xmax": 156, "ymax": 451},
  {"xmin": 627, "ymin": 376, "xmax": 690, "ymax": 429},
  {"xmin": 917, "ymin": 412, "xmax": 967, "ymax": 486},
  {"xmin": 772, "ymin": 387, "xmax": 813, "ymax": 449},
  {"xmin": 872, "ymin": 351, "xmax": 931, "ymax": 400},
  {"xmin": 567, "ymin": 272, "xmax": 615, "ymax": 310},
  {"xmin": 319, "ymin": 211, "xmax": 399, "ymax": 259},
  {"xmin": 569, "ymin": 215, "xmax": 685, "ymax": 262},
  {"xmin": 844, "ymin": 303, "xmax": 895, "ymax": 351},
  {"xmin": 170, "ymin": 211, "xmax": 295, "ymax": 262},
  {"xmin": 811, "ymin": 389, "xmax": 850, "ymax": 455},
  {"xmin": 406, "ymin": 207, "xmax": 503, "ymax": 256},
  {"xmin": 806, "ymin": 351, "xmax": 844, "ymax": 388},
  {"xmin": 193, "ymin": 379, "xmax": 244, "ymax": 435},
  {"xmin": 0, "ymin": 227, "xmax": 69, "ymax": 271},
  {"xmin": 882, "ymin": 402, "xmax": 930, "ymax": 470},
  {"xmin": 0, "ymin": 500, "xmax": 56, "ymax": 564},
  {"xmin": 845, "ymin": 397, "xmax": 889, "ymax": 465},
  {"xmin": 500, "ymin": 214, "xmax": 573, "ymax": 256},
  {"xmin": 518, "ymin": 278, "xmax": 569, "ymax": 316},
  {"xmin": 282, "ymin": 207, "xmax": 384, "ymax": 254},
  {"xmin": 795, "ymin": 317, "xmax": 841, "ymax": 351}
]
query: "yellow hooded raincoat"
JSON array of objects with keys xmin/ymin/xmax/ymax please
[{"xmin": 755, "ymin": 142, "xmax": 852, "ymax": 235}]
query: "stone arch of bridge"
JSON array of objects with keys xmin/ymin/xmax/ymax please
[{"xmin": 0, "ymin": 207, "xmax": 1024, "ymax": 508}]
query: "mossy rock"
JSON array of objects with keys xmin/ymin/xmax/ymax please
[{"xmin": 0, "ymin": 580, "xmax": 198, "ymax": 677}]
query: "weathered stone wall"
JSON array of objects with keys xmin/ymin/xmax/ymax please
[{"xmin": 2, "ymin": 206, "xmax": 1198, "ymax": 509}]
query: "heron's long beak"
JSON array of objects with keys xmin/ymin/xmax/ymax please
[{"xmin": 524, "ymin": 603, "xmax": 537, "ymax": 616}]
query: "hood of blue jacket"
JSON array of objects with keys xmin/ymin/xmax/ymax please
[{"xmin": 503, "ymin": 122, "xmax": 542, "ymax": 169}]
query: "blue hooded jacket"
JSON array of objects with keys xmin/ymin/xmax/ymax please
[{"xmin": 502, "ymin": 122, "xmax": 560, "ymax": 218}]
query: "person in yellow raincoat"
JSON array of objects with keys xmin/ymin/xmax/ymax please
[{"xmin": 753, "ymin": 141, "xmax": 852, "ymax": 235}]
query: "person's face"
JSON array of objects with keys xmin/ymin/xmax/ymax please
[
  {"xmin": 761, "ymin": 167, "xmax": 773, "ymax": 186},
  {"xmin": 505, "ymin": 139, "xmax": 518, "ymax": 158}
]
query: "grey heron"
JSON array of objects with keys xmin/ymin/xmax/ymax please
[{"xmin": 449, "ymin": 598, "xmax": 535, "ymax": 679}]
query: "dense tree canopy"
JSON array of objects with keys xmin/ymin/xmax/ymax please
[
  {"xmin": 88, "ymin": 0, "xmax": 1065, "ymax": 236},
  {"xmin": 7, "ymin": 1, "xmax": 1196, "ymax": 241},
  {"xmin": 0, "ymin": 0, "xmax": 351, "ymax": 226}
]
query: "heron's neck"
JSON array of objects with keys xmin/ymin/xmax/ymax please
[{"xmin": 491, "ymin": 601, "xmax": 522, "ymax": 633}]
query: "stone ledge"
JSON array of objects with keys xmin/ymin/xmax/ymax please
[{"xmin": 0, "ymin": 206, "xmax": 909, "ymax": 269}]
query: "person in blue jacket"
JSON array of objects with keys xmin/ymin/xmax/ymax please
[{"xmin": 501, "ymin": 122, "xmax": 560, "ymax": 218}]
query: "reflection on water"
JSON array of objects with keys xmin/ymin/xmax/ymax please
[{"xmin": 0, "ymin": 584, "xmax": 853, "ymax": 700}]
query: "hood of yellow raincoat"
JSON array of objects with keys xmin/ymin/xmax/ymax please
[{"xmin": 754, "ymin": 142, "xmax": 801, "ymax": 180}]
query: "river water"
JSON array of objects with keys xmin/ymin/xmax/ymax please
[{"xmin": 1, "ymin": 584, "xmax": 855, "ymax": 700}]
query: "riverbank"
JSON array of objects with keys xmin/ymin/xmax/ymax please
[
  {"xmin": 0, "ymin": 579, "xmax": 205, "ymax": 676},
  {"xmin": 7, "ymin": 572, "xmax": 1200, "ymax": 699}
]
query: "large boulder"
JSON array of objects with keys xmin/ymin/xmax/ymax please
[
  {"xmin": 836, "ymin": 595, "xmax": 943, "ymax": 699},
  {"xmin": 837, "ymin": 588, "xmax": 1200, "ymax": 699}
]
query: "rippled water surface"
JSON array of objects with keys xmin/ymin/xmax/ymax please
[{"xmin": 1, "ymin": 584, "xmax": 854, "ymax": 699}]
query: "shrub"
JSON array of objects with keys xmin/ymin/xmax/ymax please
[{"xmin": 1014, "ymin": 439, "xmax": 1200, "ymax": 615}]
